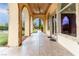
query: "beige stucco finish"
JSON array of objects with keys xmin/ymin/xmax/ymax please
[{"xmin": 8, "ymin": 3, "xmax": 19, "ymax": 46}]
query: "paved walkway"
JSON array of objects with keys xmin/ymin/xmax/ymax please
[{"xmin": 0, "ymin": 31, "xmax": 73, "ymax": 56}]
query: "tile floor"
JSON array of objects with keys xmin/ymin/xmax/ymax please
[{"xmin": 0, "ymin": 31, "xmax": 73, "ymax": 56}]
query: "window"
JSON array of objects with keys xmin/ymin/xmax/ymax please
[
  {"xmin": 61, "ymin": 14, "xmax": 76, "ymax": 37},
  {"xmin": 61, "ymin": 4, "xmax": 76, "ymax": 37},
  {"xmin": 52, "ymin": 16, "xmax": 54, "ymax": 34}
]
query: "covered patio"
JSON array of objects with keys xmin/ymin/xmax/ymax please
[{"xmin": 0, "ymin": 3, "xmax": 79, "ymax": 56}]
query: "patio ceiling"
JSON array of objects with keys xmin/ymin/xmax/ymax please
[{"xmin": 28, "ymin": 3, "xmax": 51, "ymax": 15}]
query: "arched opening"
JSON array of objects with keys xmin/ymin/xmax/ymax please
[
  {"xmin": 22, "ymin": 7, "xmax": 26, "ymax": 37},
  {"xmin": 22, "ymin": 6, "xmax": 30, "ymax": 41},
  {"xmin": 0, "ymin": 3, "xmax": 9, "ymax": 46},
  {"xmin": 32, "ymin": 18, "xmax": 44, "ymax": 33}
]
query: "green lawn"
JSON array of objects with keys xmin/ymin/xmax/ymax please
[
  {"xmin": 22, "ymin": 30, "xmax": 25, "ymax": 36},
  {"xmin": 0, "ymin": 32, "xmax": 8, "ymax": 46},
  {"xmin": 32, "ymin": 28, "xmax": 37, "ymax": 33}
]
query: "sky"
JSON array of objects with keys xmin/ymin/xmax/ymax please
[{"xmin": 0, "ymin": 3, "xmax": 8, "ymax": 25}]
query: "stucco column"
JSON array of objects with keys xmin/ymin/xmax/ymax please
[
  {"xmin": 76, "ymin": 4, "xmax": 79, "ymax": 43},
  {"xmin": 45, "ymin": 15, "xmax": 48, "ymax": 34},
  {"xmin": 43, "ymin": 19, "xmax": 46, "ymax": 33},
  {"xmin": 56, "ymin": 13, "xmax": 61, "ymax": 34},
  {"xmin": 8, "ymin": 4, "xmax": 19, "ymax": 47},
  {"xmin": 56, "ymin": 4, "xmax": 61, "ymax": 34},
  {"xmin": 50, "ymin": 17, "xmax": 53, "ymax": 36},
  {"xmin": 53, "ymin": 17, "xmax": 55, "ymax": 35},
  {"xmin": 30, "ymin": 16, "xmax": 33, "ymax": 34},
  {"xmin": 45, "ymin": 16, "xmax": 47, "ymax": 33}
]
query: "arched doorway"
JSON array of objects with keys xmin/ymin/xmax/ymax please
[
  {"xmin": 32, "ymin": 18, "xmax": 44, "ymax": 33},
  {"xmin": 0, "ymin": 3, "xmax": 9, "ymax": 46}
]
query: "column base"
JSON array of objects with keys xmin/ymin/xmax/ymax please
[
  {"xmin": 48, "ymin": 36, "xmax": 52, "ymax": 38},
  {"xmin": 19, "ymin": 42, "xmax": 22, "ymax": 46},
  {"xmin": 50, "ymin": 38, "xmax": 56, "ymax": 42}
]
